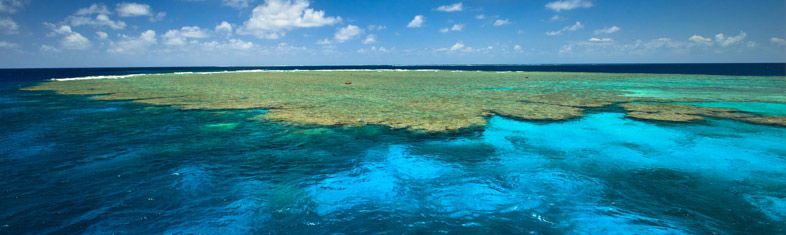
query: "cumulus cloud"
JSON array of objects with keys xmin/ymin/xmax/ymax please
[
  {"xmin": 714, "ymin": 31, "xmax": 746, "ymax": 47},
  {"xmin": 108, "ymin": 30, "xmax": 157, "ymax": 53},
  {"xmin": 594, "ymin": 26, "xmax": 620, "ymax": 35},
  {"xmin": 440, "ymin": 24, "xmax": 464, "ymax": 33},
  {"xmin": 96, "ymin": 31, "xmax": 108, "ymax": 39},
  {"xmin": 0, "ymin": 40, "xmax": 18, "ymax": 49},
  {"xmin": 201, "ymin": 39, "xmax": 255, "ymax": 51},
  {"xmin": 116, "ymin": 3, "xmax": 152, "ymax": 17},
  {"xmin": 475, "ymin": 14, "xmax": 485, "ymax": 20},
  {"xmin": 688, "ymin": 35, "xmax": 713, "ymax": 46},
  {"xmin": 450, "ymin": 42, "xmax": 465, "ymax": 51},
  {"xmin": 39, "ymin": 44, "xmax": 60, "ymax": 53},
  {"xmin": 436, "ymin": 42, "xmax": 472, "ymax": 52},
  {"xmin": 334, "ymin": 24, "xmax": 362, "ymax": 43},
  {"xmin": 0, "ymin": 17, "xmax": 18, "ymax": 34},
  {"xmin": 514, "ymin": 44, "xmax": 522, "ymax": 51},
  {"xmin": 223, "ymin": 0, "xmax": 254, "ymax": 9},
  {"xmin": 493, "ymin": 19, "xmax": 510, "ymax": 26},
  {"xmin": 215, "ymin": 21, "xmax": 233, "ymax": 35},
  {"xmin": 239, "ymin": 0, "xmax": 341, "ymax": 39},
  {"xmin": 772, "ymin": 37, "xmax": 786, "ymax": 47},
  {"xmin": 436, "ymin": 2, "xmax": 462, "ymax": 12},
  {"xmin": 116, "ymin": 3, "xmax": 165, "ymax": 22},
  {"xmin": 685, "ymin": 31, "xmax": 753, "ymax": 48},
  {"xmin": 67, "ymin": 4, "xmax": 126, "ymax": 30},
  {"xmin": 0, "ymin": 0, "xmax": 24, "ymax": 14},
  {"xmin": 407, "ymin": 15, "xmax": 424, "ymax": 28},
  {"xmin": 363, "ymin": 34, "xmax": 376, "ymax": 44},
  {"xmin": 315, "ymin": 38, "xmax": 331, "ymax": 45},
  {"xmin": 561, "ymin": 32, "xmax": 759, "ymax": 56},
  {"xmin": 163, "ymin": 26, "xmax": 210, "ymax": 46},
  {"xmin": 367, "ymin": 24, "xmax": 386, "ymax": 31},
  {"xmin": 46, "ymin": 24, "xmax": 92, "ymax": 50},
  {"xmin": 546, "ymin": 21, "xmax": 583, "ymax": 35},
  {"xmin": 546, "ymin": 0, "xmax": 594, "ymax": 12},
  {"xmin": 589, "ymin": 37, "xmax": 612, "ymax": 42}
]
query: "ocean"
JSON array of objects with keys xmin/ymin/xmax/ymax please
[{"xmin": 1, "ymin": 64, "xmax": 785, "ymax": 234}]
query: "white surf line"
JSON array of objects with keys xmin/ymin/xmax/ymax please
[{"xmin": 50, "ymin": 69, "xmax": 448, "ymax": 81}]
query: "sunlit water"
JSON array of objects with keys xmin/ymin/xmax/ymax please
[{"xmin": 2, "ymin": 79, "xmax": 785, "ymax": 234}]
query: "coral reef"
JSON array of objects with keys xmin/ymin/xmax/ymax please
[{"xmin": 24, "ymin": 71, "xmax": 786, "ymax": 131}]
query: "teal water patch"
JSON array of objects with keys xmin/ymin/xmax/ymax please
[{"xmin": 203, "ymin": 122, "xmax": 239, "ymax": 130}]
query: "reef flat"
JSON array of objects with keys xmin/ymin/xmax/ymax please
[{"xmin": 24, "ymin": 71, "xmax": 786, "ymax": 132}]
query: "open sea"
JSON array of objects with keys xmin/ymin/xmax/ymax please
[{"xmin": 1, "ymin": 64, "xmax": 785, "ymax": 234}]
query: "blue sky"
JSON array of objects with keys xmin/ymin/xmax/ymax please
[{"xmin": 0, "ymin": 0, "xmax": 784, "ymax": 67}]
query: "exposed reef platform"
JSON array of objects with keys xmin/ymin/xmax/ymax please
[{"xmin": 24, "ymin": 70, "xmax": 786, "ymax": 132}]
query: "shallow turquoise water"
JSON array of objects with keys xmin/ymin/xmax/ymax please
[{"xmin": 1, "ymin": 82, "xmax": 785, "ymax": 234}]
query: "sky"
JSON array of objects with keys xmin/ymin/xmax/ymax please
[{"xmin": 0, "ymin": 0, "xmax": 785, "ymax": 68}]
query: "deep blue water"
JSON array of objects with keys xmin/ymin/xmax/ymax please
[
  {"xmin": 1, "ymin": 63, "xmax": 785, "ymax": 82},
  {"xmin": 1, "ymin": 65, "xmax": 785, "ymax": 234}
]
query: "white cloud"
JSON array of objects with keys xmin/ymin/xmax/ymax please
[
  {"xmin": 0, "ymin": 40, "xmax": 18, "ymax": 49},
  {"xmin": 223, "ymin": 0, "xmax": 254, "ymax": 9},
  {"xmin": 450, "ymin": 42, "xmax": 465, "ymax": 51},
  {"xmin": 163, "ymin": 26, "xmax": 210, "ymax": 46},
  {"xmin": 546, "ymin": 0, "xmax": 594, "ymax": 12},
  {"xmin": 151, "ymin": 12, "xmax": 166, "ymax": 22},
  {"xmin": 334, "ymin": 24, "xmax": 362, "ymax": 43},
  {"xmin": 493, "ymin": 19, "xmax": 510, "ymax": 26},
  {"xmin": 714, "ymin": 31, "xmax": 746, "ymax": 47},
  {"xmin": 116, "ymin": 3, "xmax": 152, "ymax": 17},
  {"xmin": 108, "ymin": 30, "xmax": 157, "ymax": 53},
  {"xmin": 475, "ymin": 14, "xmax": 485, "ymax": 20},
  {"xmin": 39, "ymin": 44, "xmax": 60, "ymax": 53},
  {"xmin": 436, "ymin": 42, "xmax": 473, "ymax": 52},
  {"xmin": 62, "ymin": 32, "xmax": 91, "ymax": 50},
  {"xmin": 407, "ymin": 15, "xmax": 424, "ymax": 28},
  {"xmin": 688, "ymin": 35, "xmax": 713, "ymax": 46},
  {"xmin": 363, "ymin": 34, "xmax": 376, "ymax": 44},
  {"xmin": 589, "ymin": 37, "xmax": 612, "ymax": 42},
  {"xmin": 0, "ymin": 0, "xmax": 24, "ymax": 14},
  {"xmin": 771, "ymin": 37, "xmax": 786, "ymax": 47},
  {"xmin": 96, "ymin": 31, "xmax": 108, "ymax": 39},
  {"xmin": 549, "ymin": 15, "xmax": 564, "ymax": 22},
  {"xmin": 75, "ymin": 3, "xmax": 111, "ymax": 15},
  {"xmin": 68, "ymin": 4, "xmax": 126, "ymax": 30},
  {"xmin": 594, "ymin": 26, "xmax": 620, "ymax": 35},
  {"xmin": 116, "ymin": 3, "xmax": 165, "ymax": 22},
  {"xmin": 0, "ymin": 17, "xmax": 18, "ymax": 34},
  {"xmin": 514, "ymin": 44, "xmax": 522, "ymax": 51},
  {"xmin": 215, "ymin": 21, "xmax": 233, "ymax": 35},
  {"xmin": 200, "ymin": 39, "xmax": 256, "ymax": 51},
  {"xmin": 239, "ymin": 0, "xmax": 341, "ymax": 39},
  {"xmin": 436, "ymin": 2, "xmax": 462, "ymax": 12},
  {"xmin": 46, "ymin": 24, "xmax": 92, "ymax": 50},
  {"xmin": 357, "ymin": 46, "xmax": 389, "ymax": 53},
  {"xmin": 367, "ymin": 24, "xmax": 386, "ymax": 31},
  {"xmin": 546, "ymin": 21, "xmax": 583, "ymax": 35},
  {"xmin": 441, "ymin": 24, "xmax": 464, "ymax": 33},
  {"xmin": 316, "ymin": 38, "xmax": 331, "ymax": 45}
]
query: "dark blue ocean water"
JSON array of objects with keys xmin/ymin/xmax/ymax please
[
  {"xmin": 1, "ymin": 63, "xmax": 785, "ymax": 82},
  {"xmin": 1, "ymin": 64, "xmax": 785, "ymax": 234}
]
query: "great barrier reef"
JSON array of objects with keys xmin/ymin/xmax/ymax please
[
  {"xmin": 2, "ymin": 0, "xmax": 786, "ymax": 233},
  {"xmin": 2, "ymin": 65, "xmax": 785, "ymax": 234}
]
